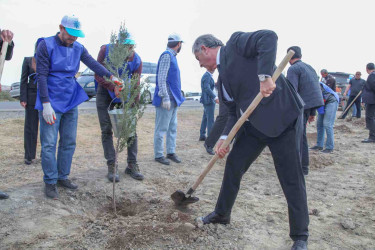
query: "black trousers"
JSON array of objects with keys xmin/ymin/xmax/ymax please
[
  {"xmin": 301, "ymin": 109, "xmax": 312, "ymax": 174},
  {"xmin": 365, "ymin": 104, "xmax": 375, "ymax": 140},
  {"xmin": 205, "ymin": 99, "xmax": 228, "ymax": 148},
  {"xmin": 96, "ymin": 85, "xmax": 137, "ymax": 166},
  {"xmin": 342, "ymin": 95, "xmax": 362, "ymax": 119},
  {"xmin": 24, "ymin": 105, "xmax": 39, "ymax": 160},
  {"xmin": 215, "ymin": 112, "xmax": 309, "ymax": 241}
]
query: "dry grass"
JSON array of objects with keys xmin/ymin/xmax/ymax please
[{"xmin": 0, "ymin": 109, "xmax": 205, "ymax": 190}]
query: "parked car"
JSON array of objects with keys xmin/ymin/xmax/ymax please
[
  {"xmin": 327, "ymin": 72, "xmax": 353, "ymax": 109},
  {"xmin": 140, "ymin": 74, "xmax": 156, "ymax": 103},
  {"xmin": 77, "ymin": 62, "xmax": 159, "ymax": 102},
  {"xmin": 76, "ymin": 68, "xmax": 96, "ymax": 100},
  {"xmin": 185, "ymin": 92, "xmax": 201, "ymax": 101},
  {"xmin": 9, "ymin": 82, "xmax": 20, "ymax": 99}
]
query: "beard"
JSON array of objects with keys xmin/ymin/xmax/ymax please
[{"xmin": 177, "ymin": 45, "xmax": 182, "ymax": 53}]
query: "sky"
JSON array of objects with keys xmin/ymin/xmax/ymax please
[{"xmin": 0, "ymin": 0, "xmax": 374, "ymax": 92}]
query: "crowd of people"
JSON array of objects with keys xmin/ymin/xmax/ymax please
[{"xmin": 1, "ymin": 14, "xmax": 375, "ymax": 250}]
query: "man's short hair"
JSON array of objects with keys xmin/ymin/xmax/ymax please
[
  {"xmin": 321, "ymin": 69, "xmax": 328, "ymax": 74},
  {"xmin": 167, "ymin": 41, "xmax": 180, "ymax": 48},
  {"xmin": 366, "ymin": 63, "xmax": 375, "ymax": 70},
  {"xmin": 287, "ymin": 46, "xmax": 302, "ymax": 59},
  {"xmin": 192, "ymin": 34, "xmax": 224, "ymax": 53}
]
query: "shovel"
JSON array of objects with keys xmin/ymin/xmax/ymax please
[
  {"xmin": 338, "ymin": 90, "xmax": 362, "ymax": 119},
  {"xmin": 171, "ymin": 49, "xmax": 296, "ymax": 206}
]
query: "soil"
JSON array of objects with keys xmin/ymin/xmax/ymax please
[{"xmin": 0, "ymin": 109, "xmax": 374, "ymax": 249}]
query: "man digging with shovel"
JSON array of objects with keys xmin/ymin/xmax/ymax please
[{"xmin": 191, "ymin": 31, "xmax": 309, "ymax": 250}]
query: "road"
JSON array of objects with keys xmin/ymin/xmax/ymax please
[{"xmin": 0, "ymin": 99, "xmax": 203, "ymax": 119}]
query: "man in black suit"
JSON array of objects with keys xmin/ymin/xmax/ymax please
[
  {"xmin": 362, "ymin": 63, "xmax": 375, "ymax": 143},
  {"xmin": 192, "ymin": 30, "xmax": 308, "ymax": 250}
]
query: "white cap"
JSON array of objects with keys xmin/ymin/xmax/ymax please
[{"xmin": 168, "ymin": 33, "xmax": 183, "ymax": 43}]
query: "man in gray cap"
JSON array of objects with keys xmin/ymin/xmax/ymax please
[{"xmin": 152, "ymin": 33, "xmax": 185, "ymax": 165}]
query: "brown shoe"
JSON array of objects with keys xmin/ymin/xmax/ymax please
[{"xmin": 125, "ymin": 163, "xmax": 144, "ymax": 181}]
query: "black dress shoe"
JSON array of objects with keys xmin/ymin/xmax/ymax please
[
  {"xmin": 310, "ymin": 145, "xmax": 323, "ymax": 150},
  {"xmin": 200, "ymin": 211, "xmax": 230, "ymax": 225},
  {"xmin": 24, "ymin": 159, "xmax": 32, "ymax": 165},
  {"xmin": 155, "ymin": 156, "xmax": 170, "ymax": 165},
  {"xmin": 361, "ymin": 138, "xmax": 375, "ymax": 143},
  {"xmin": 45, "ymin": 184, "xmax": 59, "ymax": 199},
  {"xmin": 167, "ymin": 153, "xmax": 181, "ymax": 163},
  {"xmin": 291, "ymin": 240, "xmax": 308, "ymax": 250},
  {"xmin": 204, "ymin": 143, "xmax": 215, "ymax": 155},
  {"xmin": 125, "ymin": 163, "xmax": 144, "ymax": 181},
  {"xmin": 57, "ymin": 179, "xmax": 78, "ymax": 190},
  {"xmin": 321, "ymin": 149, "xmax": 333, "ymax": 153},
  {"xmin": 199, "ymin": 136, "xmax": 206, "ymax": 141},
  {"xmin": 0, "ymin": 190, "xmax": 9, "ymax": 199}
]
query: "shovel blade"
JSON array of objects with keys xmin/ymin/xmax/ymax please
[{"xmin": 171, "ymin": 190, "xmax": 199, "ymax": 206}]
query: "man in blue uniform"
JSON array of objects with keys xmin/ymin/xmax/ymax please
[
  {"xmin": 95, "ymin": 34, "xmax": 144, "ymax": 182},
  {"xmin": 153, "ymin": 34, "xmax": 185, "ymax": 165},
  {"xmin": 36, "ymin": 15, "xmax": 119, "ymax": 199},
  {"xmin": 199, "ymin": 69, "xmax": 219, "ymax": 143}
]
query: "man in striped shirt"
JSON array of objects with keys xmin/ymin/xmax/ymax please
[{"xmin": 152, "ymin": 34, "xmax": 185, "ymax": 165}]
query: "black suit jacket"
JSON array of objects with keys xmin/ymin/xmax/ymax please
[
  {"xmin": 20, "ymin": 57, "xmax": 37, "ymax": 105},
  {"xmin": 218, "ymin": 30, "xmax": 304, "ymax": 138},
  {"xmin": 362, "ymin": 71, "xmax": 375, "ymax": 104}
]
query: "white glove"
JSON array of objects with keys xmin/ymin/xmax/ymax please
[
  {"xmin": 162, "ymin": 100, "xmax": 171, "ymax": 110},
  {"xmin": 111, "ymin": 75, "xmax": 120, "ymax": 82},
  {"xmin": 42, "ymin": 102, "xmax": 56, "ymax": 125}
]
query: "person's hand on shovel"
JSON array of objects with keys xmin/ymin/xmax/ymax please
[
  {"xmin": 1, "ymin": 29, "xmax": 13, "ymax": 43},
  {"xmin": 215, "ymin": 139, "xmax": 230, "ymax": 158},
  {"xmin": 260, "ymin": 77, "xmax": 276, "ymax": 97}
]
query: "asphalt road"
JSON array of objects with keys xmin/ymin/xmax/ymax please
[{"xmin": 0, "ymin": 99, "xmax": 203, "ymax": 119}]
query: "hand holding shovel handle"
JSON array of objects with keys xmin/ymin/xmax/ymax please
[
  {"xmin": 171, "ymin": 50, "xmax": 295, "ymax": 206},
  {"xmin": 0, "ymin": 41, "xmax": 9, "ymax": 84}
]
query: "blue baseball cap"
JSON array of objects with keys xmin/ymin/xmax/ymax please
[
  {"xmin": 124, "ymin": 33, "xmax": 135, "ymax": 45},
  {"xmin": 61, "ymin": 15, "xmax": 85, "ymax": 38}
]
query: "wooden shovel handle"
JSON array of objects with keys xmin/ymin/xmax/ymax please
[
  {"xmin": 190, "ymin": 49, "xmax": 295, "ymax": 192},
  {"xmin": 339, "ymin": 90, "xmax": 362, "ymax": 119},
  {"xmin": 0, "ymin": 41, "xmax": 9, "ymax": 83}
]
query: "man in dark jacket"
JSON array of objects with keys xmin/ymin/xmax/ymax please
[
  {"xmin": 320, "ymin": 69, "xmax": 336, "ymax": 91},
  {"xmin": 0, "ymin": 28, "xmax": 14, "ymax": 199},
  {"xmin": 199, "ymin": 69, "xmax": 219, "ymax": 142},
  {"xmin": 286, "ymin": 46, "xmax": 324, "ymax": 175},
  {"xmin": 193, "ymin": 31, "xmax": 308, "ymax": 250},
  {"xmin": 341, "ymin": 71, "xmax": 366, "ymax": 119},
  {"xmin": 361, "ymin": 63, "xmax": 375, "ymax": 143},
  {"xmin": 204, "ymin": 76, "xmax": 228, "ymax": 155}
]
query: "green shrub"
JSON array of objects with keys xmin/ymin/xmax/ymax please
[{"xmin": 0, "ymin": 91, "xmax": 16, "ymax": 101}]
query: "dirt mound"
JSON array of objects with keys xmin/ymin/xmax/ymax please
[
  {"xmin": 334, "ymin": 124, "xmax": 353, "ymax": 133},
  {"xmin": 309, "ymin": 153, "xmax": 335, "ymax": 169},
  {"xmin": 351, "ymin": 117, "xmax": 366, "ymax": 127}
]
